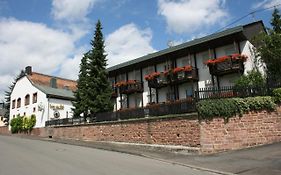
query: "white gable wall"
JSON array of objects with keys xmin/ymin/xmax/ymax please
[{"xmin": 9, "ymin": 76, "xmax": 48, "ymax": 128}]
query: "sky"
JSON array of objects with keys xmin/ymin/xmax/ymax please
[{"xmin": 0, "ymin": 0, "xmax": 280, "ymax": 101}]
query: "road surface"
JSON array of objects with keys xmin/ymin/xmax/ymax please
[{"xmin": 0, "ymin": 135, "xmax": 219, "ymax": 175}]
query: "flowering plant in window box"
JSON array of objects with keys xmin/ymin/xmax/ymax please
[
  {"xmin": 204, "ymin": 53, "xmax": 248, "ymax": 66},
  {"xmin": 144, "ymin": 72, "xmax": 160, "ymax": 81},
  {"xmin": 115, "ymin": 81, "xmax": 127, "ymax": 87}
]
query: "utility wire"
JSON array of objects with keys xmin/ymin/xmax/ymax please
[{"xmin": 215, "ymin": 3, "xmax": 281, "ymax": 33}]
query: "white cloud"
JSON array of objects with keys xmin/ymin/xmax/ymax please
[
  {"xmin": 252, "ymin": 0, "xmax": 280, "ymax": 9},
  {"xmin": 105, "ymin": 23, "xmax": 156, "ymax": 67},
  {"xmin": 157, "ymin": 0, "xmax": 228, "ymax": 34},
  {"xmin": 51, "ymin": 0, "xmax": 98, "ymax": 22},
  {"xmin": 0, "ymin": 18, "xmax": 81, "ymax": 100}
]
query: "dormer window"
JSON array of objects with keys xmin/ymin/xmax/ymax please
[{"xmin": 50, "ymin": 77, "xmax": 57, "ymax": 88}]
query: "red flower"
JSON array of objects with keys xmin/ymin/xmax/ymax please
[
  {"xmin": 144, "ymin": 72, "xmax": 160, "ymax": 81},
  {"xmin": 115, "ymin": 81, "xmax": 127, "ymax": 87},
  {"xmin": 127, "ymin": 80, "xmax": 136, "ymax": 85},
  {"xmin": 173, "ymin": 67, "xmax": 184, "ymax": 74},
  {"xmin": 183, "ymin": 65, "xmax": 192, "ymax": 72},
  {"xmin": 204, "ymin": 53, "xmax": 247, "ymax": 65}
]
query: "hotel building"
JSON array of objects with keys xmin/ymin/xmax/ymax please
[{"xmin": 107, "ymin": 21, "xmax": 265, "ymax": 111}]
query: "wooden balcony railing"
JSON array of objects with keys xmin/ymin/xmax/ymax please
[
  {"xmin": 118, "ymin": 80, "xmax": 144, "ymax": 94},
  {"xmin": 206, "ymin": 54, "xmax": 247, "ymax": 76},
  {"xmin": 208, "ymin": 59, "xmax": 244, "ymax": 76}
]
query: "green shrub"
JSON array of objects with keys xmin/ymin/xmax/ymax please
[
  {"xmin": 234, "ymin": 70, "xmax": 265, "ymax": 89},
  {"xmin": 10, "ymin": 116, "xmax": 23, "ymax": 134},
  {"xmin": 273, "ymin": 88, "xmax": 281, "ymax": 103},
  {"xmin": 197, "ymin": 96, "xmax": 276, "ymax": 120},
  {"xmin": 10, "ymin": 114, "xmax": 36, "ymax": 134}
]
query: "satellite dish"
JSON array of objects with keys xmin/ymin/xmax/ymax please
[{"xmin": 167, "ymin": 40, "xmax": 174, "ymax": 48}]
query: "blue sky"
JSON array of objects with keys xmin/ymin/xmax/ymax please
[{"xmin": 0, "ymin": 0, "xmax": 280, "ymax": 101}]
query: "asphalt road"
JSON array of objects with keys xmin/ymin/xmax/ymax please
[{"xmin": 0, "ymin": 136, "xmax": 219, "ymax": 175}]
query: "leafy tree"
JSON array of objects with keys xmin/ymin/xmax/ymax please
[
  {"xmin": 4, "ymin": 70, "xmax": 25, "ymax": 119},
  {"xmin": 87, "ymin": 20, "xmax": 113, "ymax": 115},
  {"xmin": 234, "ymin": 70, "xmax": 265, "ymax": 89},
  {"xmin": 73, "ymin": 52, "xmax": 90, "ymax": 117},
  {"xmin": 253, "ymin": 8, "xmax": 281, "ymax": 83}
]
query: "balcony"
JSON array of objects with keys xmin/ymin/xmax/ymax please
[
  {"xmin": 147, "ymin": 72, "xmax": 169, "ymax": 88},
  {"xmin": 116, "ymin": 80, "xmax": 144, "ymax": 95},
  {"xmin": 171, "ymin": 67, "xmax": 199, "ymax": 84},
  {"xmin": 145, "ymin": 66, "xmax": 198, "ymax": 88},
  {"xmin": 206, "ymin": 54, "xmax": 247, "ymax": 76}
]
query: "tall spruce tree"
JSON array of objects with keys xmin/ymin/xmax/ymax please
[
  {"xmin": 87, "ymin": 20, "xmax": 113, "ymax": 115},
  {"xmin": 73, "ymin": 20, "xmax": 113, "ymax": 117},
  {"xmin": 73, "ymin": 52, "xmax": 90, "ymax": 117},
  {"xmin": 4, "ymin": 70, "xmax": 25, "ymax": 119},
  {"xmin": 271, "ymin": 8, "xmax": 281, "ymax": 34}
]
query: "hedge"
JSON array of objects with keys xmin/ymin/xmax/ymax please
[{"xmin": 197, "ymin": 96, "xmax": 276, "ymax": 120}]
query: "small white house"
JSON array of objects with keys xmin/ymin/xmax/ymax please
[{"xmin": 9, "ymin": 66, "xmax": 77, "ymax": 128}]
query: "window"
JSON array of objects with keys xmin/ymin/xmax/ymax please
[
  {"xmin": 202, "ymin": 53, "xmax": 210, "ymax": 69},
  {"xmin": 12, "ymin": 100, "xmax": 16, "ymax": 109},
  {"xmin": 144, "ymin": 66, "xmax": 154, "ymax": 75},
  {"xmin": 33, "ymin": 93, "xmax": 37, "ymax": 104},
  {"xmin": 17, "ymin": 98, "xmax": 21, "ymax": 108},
  {"xmin": 134, "ymin": 70, "xmax": 141, "ymax": 81},
  {"xmin": 25, "ymin": 94, "xmax": 30, "ymax": 106},
  {"xmin": 225, "ymin": 46, "xmax": 235, "ymax": 55}
]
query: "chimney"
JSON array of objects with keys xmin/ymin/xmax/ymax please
[
  {"xmin": 25, "ymin": 66, "xmax": 32, "ymax": 75},
  {"xmin": 50, "ymin": 77, "xmax": 57, "ymax": 88}
]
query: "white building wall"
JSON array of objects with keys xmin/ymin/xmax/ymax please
[
  {"xmin": 48, "ymin": 98, "xmax": 74, "ymax": 120},
  {"xmin": 197, "ymin": 51, "xmax": 214, "ymax": 89},
  {"xmin": 240, "ymin": 41, "xmax": 265, "ymax": 75},
  {"xmin": 9, "ymin": 76, "xmax": 48, "ymax": 128}
]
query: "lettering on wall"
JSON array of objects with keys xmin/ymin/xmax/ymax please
[{"xmin": 49, "ymin": 104, "xmax": 64, "ymax": 110}]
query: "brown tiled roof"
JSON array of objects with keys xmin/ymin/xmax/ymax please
[{"xmin": 27, "ymin": 72, "xmax": 77, "ymax": 91}]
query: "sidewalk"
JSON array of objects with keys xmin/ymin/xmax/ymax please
[{"xmin": 16, "ymin": 135, "xmax": 281, "ymax": 175}]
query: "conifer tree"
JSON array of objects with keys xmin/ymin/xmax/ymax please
[
  {"xmin": 271, "ymin": 8, "xmax": 281, "ymax": 34},
  {"xmin": 87, "ymin": 20, "xmax": 113, "ymax": 115},
  {"xmin": 73, "ymin": 52, "xmax": 90, "ymax": 117},
  {"xmin": 4, "ymin": 70, "xmax": 25, "ymax": 119}
]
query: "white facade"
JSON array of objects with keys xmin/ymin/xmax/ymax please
[{"xmin": 9, "ymin": 76, "xmax": 74, "ymax": 128}]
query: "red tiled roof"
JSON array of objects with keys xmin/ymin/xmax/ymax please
[{"xmin": 27, "ymin": 72, "xmax": 77, "ymax": 91}]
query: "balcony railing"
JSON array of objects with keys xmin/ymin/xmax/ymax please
[
  {"xmin": 206, "ymin": 54, "xmax": 247, "ymax": 76},
  {"xmin": 171, "ymin": 67, "xmax": 199, "ymax": 84},
  {"xmin": 46, "ymin": 99, "xmax": 196, "ymax": 126},
  {"xmin": 208, "ymin": 59, "xmax": 244, "ymax": 76},
  {"xmin": 117, "ymin": 80, "xmax": 144, "ymax": 94}
]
